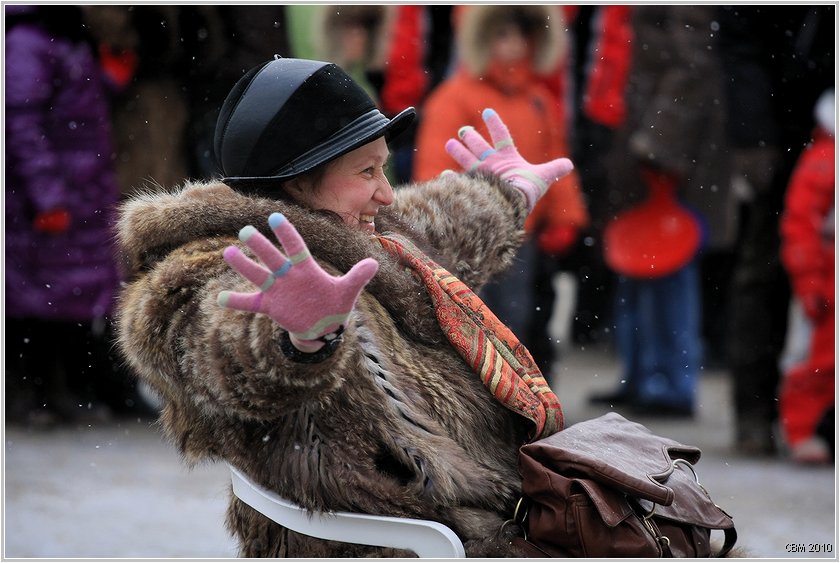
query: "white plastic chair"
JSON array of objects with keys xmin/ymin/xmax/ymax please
[{"xmin": 228, "ymin": 465, "xmax": 466, "ymax": 558}]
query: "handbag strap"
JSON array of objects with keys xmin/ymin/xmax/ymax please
[
  {"xmin": 639, "ymin": 499, "xmax": 738, "ymax": 558},
  {"xmin": 717, "ymin": 526, "xmax": 739, "ymax": 557}
]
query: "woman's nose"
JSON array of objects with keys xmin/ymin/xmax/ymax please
[{"xmin": 375, "ymin": 178, "xmax": 394, "ymax": 206}]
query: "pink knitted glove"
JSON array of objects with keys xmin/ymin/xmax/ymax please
[
  {"xmin": 445, "ymin": 108, "xmax": 574, "ymax": 210},
  {"xmin": 218, "ymin": 212, "xmax": 378, "ymax": 352}
]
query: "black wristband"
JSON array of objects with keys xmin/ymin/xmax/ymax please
[{"xmin": 279, "ymin": 326, "xmax": 345, "ymax": 364}]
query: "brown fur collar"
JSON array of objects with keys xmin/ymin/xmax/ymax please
[{"xmin": 115, "ymin": 179, "xmax": 444, "ymax": 344}]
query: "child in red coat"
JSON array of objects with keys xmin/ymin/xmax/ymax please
[{"xmin": 778, "ymin": 89, "xmax": 835, "ymax": 464}]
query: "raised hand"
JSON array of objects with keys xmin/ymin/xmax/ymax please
[
  {"xmin": 218, "ymin": 212, "xmax": 378, "ymax": 352},
  {"xmin": 445, "ymin": 108, "xmax": 574, "ymax": 210}
]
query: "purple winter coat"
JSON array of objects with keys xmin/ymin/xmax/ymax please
[{"xmin": 5, "ymin": 16, "xmax": 121, "ymax": 321}]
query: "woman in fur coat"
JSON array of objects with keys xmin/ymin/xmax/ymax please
[{"xmin": 114, "ymin": 58, "xmax": 572, "ymax": 557}]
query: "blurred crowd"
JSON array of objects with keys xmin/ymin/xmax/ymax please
[{"xmin": 4, "ymin": 5, "xmax": 834, "ymax": 464}]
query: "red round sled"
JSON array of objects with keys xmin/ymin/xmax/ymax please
[{"xmin": 603, "ymin": 179, "xmax": 702, "ymax": 279}]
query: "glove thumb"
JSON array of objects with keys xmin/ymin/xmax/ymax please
[
  {"xmin": 339, "ymin": 257, "xmax": 379, "ymax": 300},
  {"xmin": 537, "ymin": 157, "xmax": 575, "ymax": 184}
]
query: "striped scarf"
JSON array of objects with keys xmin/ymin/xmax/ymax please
[{"xmin": 378, "ymin": 233, "xmax": 563, "ymax": 440}]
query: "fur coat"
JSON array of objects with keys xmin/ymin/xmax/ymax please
[{"xmin": 114, "ymin": 171, "xmax": 538, "ymax": 557}]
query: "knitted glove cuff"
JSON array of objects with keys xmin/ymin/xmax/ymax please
[
  {"xmin": 500, "ymin": 169, "xmax": 548, "ymax": 210},
  {"xmin": 280, "ymin": 326, "xmax": 345, "ymax": 364}
]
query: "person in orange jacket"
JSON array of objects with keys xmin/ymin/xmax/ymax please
[
  {"xmin": 413, "ymin": 4, "xmax": 588, "ymax": 373},
  {"xmin": 778, "ymin": 89, "xmax": 835, "ymax": 465}
]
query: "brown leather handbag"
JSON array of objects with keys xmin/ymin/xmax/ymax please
[{"xmin": 510, "ymin": 413, "xmax": 738, "ymax": 558}]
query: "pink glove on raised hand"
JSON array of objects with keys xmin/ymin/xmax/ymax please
[
  {"xmin": 445, "ymin": 108, "xmax": 574, "ymax": 210},
  {"xmin": 218, "ymin": 212, "xmax": 378, "ymax": 353}
]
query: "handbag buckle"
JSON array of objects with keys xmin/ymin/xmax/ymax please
[
  {"xmin": 503, "ymin": 497, "xmax": 531, "ymax": 541},
  {"xmin": 673, "ymin": 457, "xmax": 712, "ymax": 498},
  {"xmin": 639, "ymin": 505, "xmax": 671, "ymax": 557},
  {"xmin": 635, "ymin": 458, "xmax": 701, "ymax": 557},
  {"xmin": 672, "ymin": 457, "xmax": 700, "ymax": 483}
]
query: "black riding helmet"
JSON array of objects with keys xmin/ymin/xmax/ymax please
[{"xmin": 214, "ymin": 57, "xmax": 415, "ymax": 194}]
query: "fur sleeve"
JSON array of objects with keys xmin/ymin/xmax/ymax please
[
  {"xmin": 380, "ymin": 171, "xmax": 529, "ymax": 289},
  {"xmin": 115, "ymin": 235, "xmax": 357, "ymax": 426}
]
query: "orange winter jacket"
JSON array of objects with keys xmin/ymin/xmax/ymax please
[{"xmin": 413, "ymin": 70, "xmax": 588, "ymax": 245}]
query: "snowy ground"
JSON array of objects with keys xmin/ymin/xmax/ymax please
[{"xmin": 4, "ymin": 419, "xmax": 237, "ymax": 558}]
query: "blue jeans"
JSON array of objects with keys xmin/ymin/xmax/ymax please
[{"xmin": 613, "ymin": 260, "xmax": 701, "ymax": 408}]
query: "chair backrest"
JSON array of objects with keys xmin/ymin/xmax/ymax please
[{"xmin": 228, "ymin": 465, "xmax": 466, "ymax": 558}]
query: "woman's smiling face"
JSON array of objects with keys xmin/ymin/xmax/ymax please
[{"xmin": 288, "ymin": 137, "xmax": 393, "ymax": 234}]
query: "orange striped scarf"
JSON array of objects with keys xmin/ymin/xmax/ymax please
[{"xmin": 378, "ymin": 233, "xmax": 563, "ymax": 440}]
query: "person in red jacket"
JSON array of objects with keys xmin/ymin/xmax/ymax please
[
  {"xmin": 778, "ymin": 89, "xmax": 835, "ymax": 465},
  {"xmin": 413, "ymin": 4, "xmax": 588, "ymax": 373}
]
